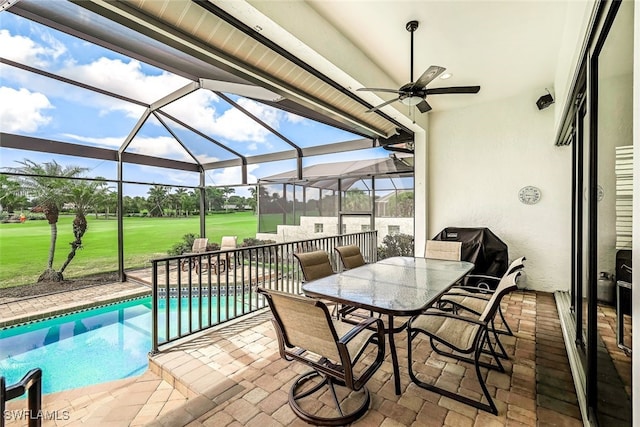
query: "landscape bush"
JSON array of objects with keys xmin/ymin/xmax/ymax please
[{"xmin": 377, "ymin": 233, "xmax": 414, "ymax": 259}]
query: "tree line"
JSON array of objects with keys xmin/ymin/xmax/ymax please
[{"xmin": 0, "ymin": 159, "xmax": 256, "ymax": 282}]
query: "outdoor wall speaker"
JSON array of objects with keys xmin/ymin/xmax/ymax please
[{"xmin": 536, "ymin": 92, "xmax": 554, "ymax": 110}]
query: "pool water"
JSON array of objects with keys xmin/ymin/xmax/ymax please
[{"xmin": 0, "ymin": 295, "xmax": 236, "ymax": 395}]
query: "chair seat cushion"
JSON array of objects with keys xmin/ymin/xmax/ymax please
[
  {"xmin": 442, "ymin": 293, "xmax": 489, "ymax": 314},
  {"xmin": 411, "ymin": 309, "xmax": 480, "ymax": 351}
]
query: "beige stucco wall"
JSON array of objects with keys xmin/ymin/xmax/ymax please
[
  {"xmin": 427, "ymin": 89, "xmax": 571, "ymax": 292},
  {"xmin": 257, "ymin": 215, "xmax": 413, "ymax": 246}
]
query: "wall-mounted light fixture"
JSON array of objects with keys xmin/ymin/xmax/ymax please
[{"xmin": 536, "ymin": 89, "xmax": 555, "ymax": 110}]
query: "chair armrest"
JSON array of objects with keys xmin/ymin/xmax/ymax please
[
  {"xmin": 466, "ymin": 274, "xmax": 501, "ymax": 281},
  {"xmin": 339, "ymin": 317, "xmax": 384, "ymax": 344},
  {"xmin": 447, "ymin": 285, "xmax": 494, "ymax": 295},
  {"xmin": 414, "ymin": 309, "xmax": 487, "ymax": 327}
]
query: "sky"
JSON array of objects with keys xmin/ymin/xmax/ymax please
[{"xmin": 0, "ymin": 10, "xmax": 399, "ymax": 197}]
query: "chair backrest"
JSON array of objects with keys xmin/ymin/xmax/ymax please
[
  {"xmin": 258, "ymin": 288, "xmax": 341, "ymax": 361},
  {"xmin": 335, "ymin": 245, "xmax": 366, "ymax": 269},
  {"xmin": 220, "ymin": 236, "xmax": 237, "ymax": 251},
  {"xmin": 425, "ymin": 240, "xmax": 462, "ymax": 261},
  {"xmin": 479, "ymin": 271, "xmax": 521, "ymax": 322},
  {"xmin": 293, "ymin": 250, "xmax": 334, "ymax": 281},
  {"xmin": 191, "ymin": 238, "xmax": 208, "ymax": 253},
  {"xmin": 507, "ymin": 256, "xmax": 526, "ymax": 274}
]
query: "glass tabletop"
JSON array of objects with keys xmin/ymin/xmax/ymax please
[{"xmin": 302, "ymin": 257, "xmax": 474, "ymax": 316}]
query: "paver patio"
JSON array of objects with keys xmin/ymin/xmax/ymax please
[{"xmin": 1, "ymin": 277, "xmax": 588, "ymax": 426}]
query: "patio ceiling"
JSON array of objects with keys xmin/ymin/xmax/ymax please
[
  {"xmin": 1, "ymin": 0, "xmax": 574, "ymax": 178},
  {"xmin": 1, "ymin": 0, "xmax": 419, "ymax": 185},
  {"xmin": 259, "ymin": 155, "xmax": 414, "ymax": 191}
]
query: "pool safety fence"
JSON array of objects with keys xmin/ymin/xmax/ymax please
[{"xmin": 150, "ymin": 231, "xmax": 377, "ymax": 352}]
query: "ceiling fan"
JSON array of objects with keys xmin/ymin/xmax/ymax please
[{"xmin": 358, "ymin": 20, "xmax": 480, "ymax": 114}]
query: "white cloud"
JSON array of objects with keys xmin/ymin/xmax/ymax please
[
  {"xmin": 0, "ymin": 29, "xmax": 66, "ymax": 67},
  {"xmin": 60, "ymin": 133, "xmax": 124, "ymax": 149},
  {"xmin": 163, "ymin": 94, "xmax": 270, "ymax": 146},
  {"xmin": 1, "ymin": 29, "xmax": 292, "ymax": 153},
  {"xmin": 57, "ymin": 57, "xmax": 191, "ymax": 117},
  {"xmin": 162, "ymin": 94, "xmax": 293, "ymax": 151},
  {"xmin": 206, "ymin": 165, "xmax": 258, "ymax": 188},
  {"xmin": 59, "ymin": 58, "xmax": 190, "ymax": 103},
  {"xmin": 62, "ymin": 133, "xmax": 192, "ymax": 160},
  {"xmin": 0, "ymin": 87, "xmax": 53, "ymax": 132}
]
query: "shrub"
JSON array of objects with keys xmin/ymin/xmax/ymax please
[
  {"xmin": 377, "ymin": 233, "xmax": 414, "ymax": 260},
  {"xmin": 240, "ymin": 237, "xmax": 276, "ymax": 248},
  {"xmin": 168, "ymin": 233, "xmax": 199, "ymax": 255},
  {"xmin": 27, "ymin": 213, "xmax": 46, "ymax": 220},
  {"xmin": 168, "ymin": 234, "xmax": 222, "ymax": 255}
]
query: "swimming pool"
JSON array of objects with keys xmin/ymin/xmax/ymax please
[{"xmin": 0, "ymin": 295, "xmax": 237, "ymax": 395}]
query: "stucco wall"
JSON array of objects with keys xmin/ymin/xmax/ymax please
[
  {"xmin": 257, "ymin": 215, "xmax": 413, "ymax": 247},
  {"xmin": 427, "ymin": 90, "xmax": 571, "ymax": 292}
]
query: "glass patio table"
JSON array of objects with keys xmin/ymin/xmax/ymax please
[{"xmin": 302, "ymin": 256, "xmax": 474, "ymax": 395}]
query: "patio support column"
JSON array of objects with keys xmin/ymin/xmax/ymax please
[
  {"xmin": 371, "ymin": 178, "xmax": 376, "ymax": 232},
  {"xmin": 117, "ymin": 153, "xmax": 125, "ymax": 281},
  {"xmin": 292, "ymin": 185, "xmax": 296, "ymax": 226},
  {"xmin": 282, "ymin": 184, "xmax": 287, "ymax": 226},
  {"xmin": 337, "ymin": 179, "xmax": 343, "ymax": 235},
  {"xmin": 413, "ymin": 129, "xmax": 427, "ymax": 257},
  {"xmin": 199, "ymin": 169, "xmax": 206, "ymax": 238}
]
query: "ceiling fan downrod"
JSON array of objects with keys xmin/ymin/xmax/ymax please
[{"xmin": 406, "ymin": 20, "xmax": 419, "ymax": 83}]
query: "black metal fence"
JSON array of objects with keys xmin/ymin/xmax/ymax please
[{"xmin": 150, "ymin": 231, "xmax": 377, "ymax": 352}]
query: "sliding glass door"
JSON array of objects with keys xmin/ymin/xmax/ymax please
[{"xmin": 567, "ymin": 1, "xmax": 633, "ymax": 425}]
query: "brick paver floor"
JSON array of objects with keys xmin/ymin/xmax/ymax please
[
  {"xmin": 2, "ymin": 281, "xmax": 586, "ymax": 426},
  {"xmin": 146, "ymin": 290, "xmax": 584, "ymax": 426}
]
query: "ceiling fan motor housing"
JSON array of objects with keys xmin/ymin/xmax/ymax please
[{"xmin": 406, "ymin": 20, "xmax": 419, "ymax": 32}]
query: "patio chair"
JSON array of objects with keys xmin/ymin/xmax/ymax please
[
  {"xmin": 407, "ymin": 270, "xmax": 522, "ymax": 415},
  {"xmin": 334, "ymin": 245, "xmax": 366, "ymax": 270},
  {"xmin": 440, "ymin": 256, "xmax": 526, "ymax": 338},
  {"xmin": 180, "ymin": 237, "xmax": 209, "ymax": 273},
  {"xmin": 257, "ymin": 287, "xmax": 385, "ymax": 426},
  {"xmin": 293, "ymin": 250, "xmax": 335, "ymax": 282},
  {"xmin": 425, "ymin": 240, "xmax": 462, "ymax": 261},
  {"xmin": 334, "ymin": 245, "xmax": 371, "ymax": 320},
  {"xmin": 293, "ymin": 250, "xmax": 338, "ymax": 315},
  {"xmin": 211, "ymin": 236, "xmax": 238, "ymax": 273}
]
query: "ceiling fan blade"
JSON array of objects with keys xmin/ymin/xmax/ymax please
[
  {"xmin": 411, "ymin": 66, "xmax": 446, "ymax": 90},
  {"xmin": 425, "ymin": 85, "xmax": 481, "ymax": 95},
  {"xmin": 416, "ymin": 100, "xmax": 432, "ymax": 113},
  {"xmin": 357, "ymin": 87, "xmax": 406, "ymax": 94},
  {"xmin": 366, "ymin": 97, "xmax": 400, "ymax": 113}
]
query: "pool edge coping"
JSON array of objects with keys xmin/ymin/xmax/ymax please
[{"xmin": 0, "ymin": 289, "xmax": 152, "ymax": 329}]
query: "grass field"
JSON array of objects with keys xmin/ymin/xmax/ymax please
[{"xmin": 0, "ymin": 212, "xmax": 258, "ymax": 288}]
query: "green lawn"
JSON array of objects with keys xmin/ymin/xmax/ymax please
[{"xmin": 0, "ymin": 212, "xmax": 258, "ymax": 288}]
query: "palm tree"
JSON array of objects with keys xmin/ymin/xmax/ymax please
[
  {"xmin": 58, "ymin": 179, "xmax": 109, "ymax": 274},
  {"xmin": 147, "ymin": 185, "xmax": 169, "ymax": 217},
  {"xmin": 0, "ymin": 174, "xmax": 28, "ymax": 213},
  {"xmin": 8, "ymin": 159, "xmax": 87, "ymax": 281},
  {"xmin": 173, "ymin": 188, "xmax": 188, "ymax": 216}
]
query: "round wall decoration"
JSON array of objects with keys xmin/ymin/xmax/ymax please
[{"xmin": 518, "ymin": 186, "xmax": 541, "ymax": 205}]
